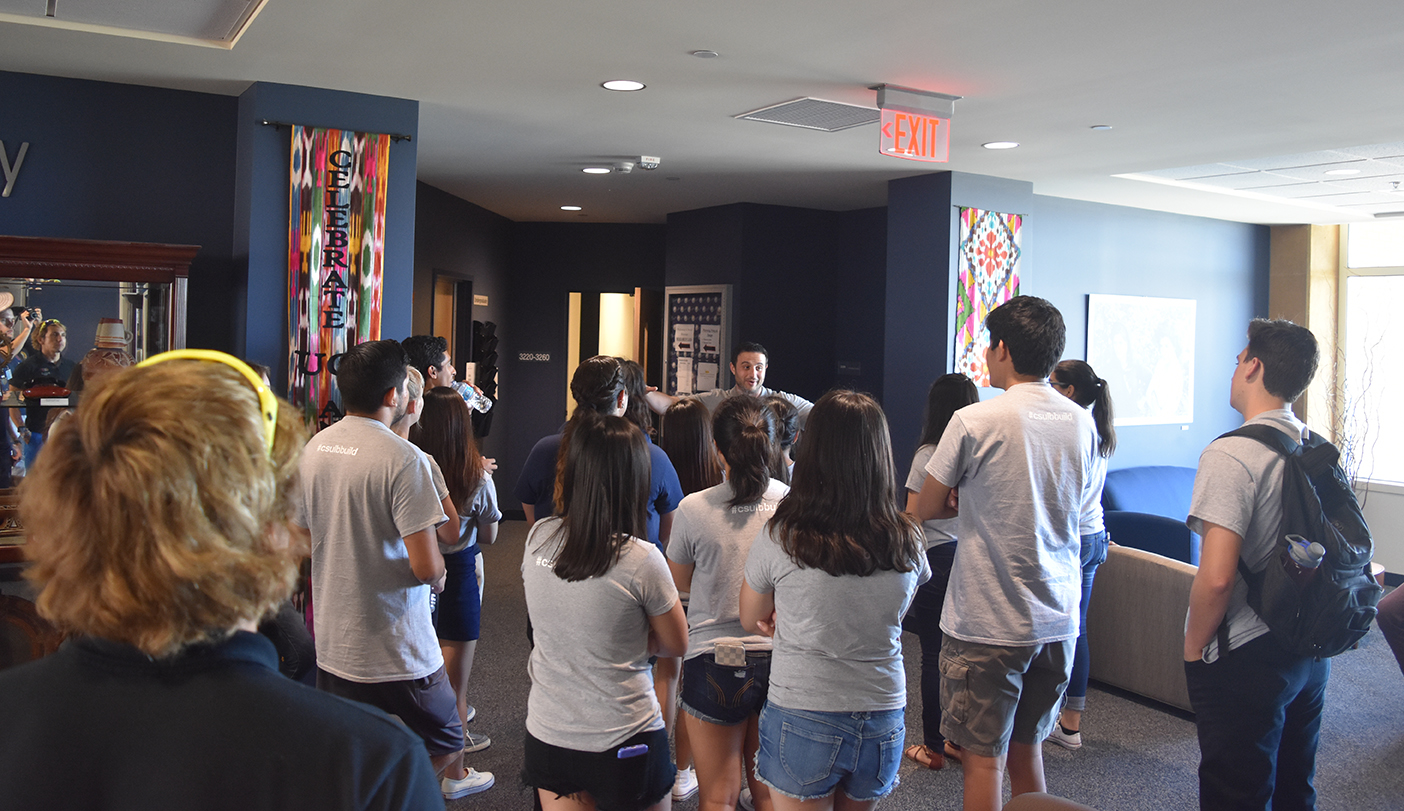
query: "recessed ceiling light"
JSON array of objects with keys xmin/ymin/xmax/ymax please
[
  {"xmin": 561, "ymin": 205, "xmax": 582, "ymax": 211},
  {"xmin": 582, "ymin": 167, "xmax": 611, "ymax": 174},
  {"xmin": 1324, "ymin": 168, "xmax": 1361, "ymax": 176},
  {"xmin": 691, "ymin": 50, "xmax": 719, "ymax": 58},
  {"xmin": 983, "ymin": 141, "xmax": 1020, "ymax": 150},
  {"xmin": 601, "ymin": 80, "xmax": 645, "ymax": 91},
  {"xmin": 1090, "ymin": 125, "xmax": 1113, "ymax": 131}
]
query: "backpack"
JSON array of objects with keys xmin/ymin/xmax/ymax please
[{"xmin": 1217, "ymin": 424, "xmax": 1382, "ymax": 659}]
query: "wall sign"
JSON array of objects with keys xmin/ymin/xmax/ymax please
[
  {"xmin": 879, "ymin": 109, "xmax": 949, "ymax": 163},
  {"xmin": 1, "ymin": 140, "xmax": 29, "ymax": 198}
]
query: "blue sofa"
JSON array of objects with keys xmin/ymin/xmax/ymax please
[{"xmin": 1101, "ymin": 465, "xmax": 1201, "ymax": 565}]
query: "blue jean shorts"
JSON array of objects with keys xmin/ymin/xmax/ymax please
[
  {"xmin": 756, "ymin": 703, "xmax": 904, "ymax": 801},
  {"xmin": 681, "ymin": 651, "xmax": 771, "ymax": 726}
]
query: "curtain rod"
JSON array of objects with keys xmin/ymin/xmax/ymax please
[{"xmin": 258, "ymin": 119, "xmax": 412, "ymax": 143}]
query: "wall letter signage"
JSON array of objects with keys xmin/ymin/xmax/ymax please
[{"xmin": 1, "ymin": 141, "xmax": 29, "ymax": 198}]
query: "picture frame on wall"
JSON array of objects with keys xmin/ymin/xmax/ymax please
[{"xmin": 1086, "ymin": 293, "xmax": 1195, "ymax": 426}]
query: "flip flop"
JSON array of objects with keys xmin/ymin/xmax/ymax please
[{"xmin": 904, "ymin": 743, "xmax": 944, "ymax": 770}]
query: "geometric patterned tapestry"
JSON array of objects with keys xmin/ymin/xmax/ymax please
[
  {"xmin": 955, "ymin": 207, "xmax": 1022, "ymax": 386},
  {"xmin": 286, "ymin": 125, "xmax": 390, "ymax": 429}
]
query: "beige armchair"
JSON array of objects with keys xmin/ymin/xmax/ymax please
[{"xmin": 1085, "ymin": 544, "xmax": 1196, "ymax": 712}]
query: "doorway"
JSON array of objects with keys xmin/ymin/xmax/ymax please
[{"xmin": 565, "ymin": 289, "xmax": 662, "ymax": 419}]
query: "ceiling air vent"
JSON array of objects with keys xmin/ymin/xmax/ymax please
[{"xmin": 735, "ymin": 98, "xmax": 880, "ymax": 132}]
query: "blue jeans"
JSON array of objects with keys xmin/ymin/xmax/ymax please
[
  {"xmin": 1065, "ymin": 530, "xmax": 1109, "ymax": 710},
  {"xmin": 1184, "ymin": 633, "xmax": 1329, "ymax": 810},
  {"xmin": 756, "ymin": 704, "xmax": 904, "ymax": 801},
  {"xmin": 900, "ymin": 542, "xmax": 956, "ymax": 745},
  {"xmin": 21, "ymin": 433, "xmax": 44, "ymax": 472},
  {"xmin": 681, "ymin": 651, "xmax": 771, "ymax": 725}
]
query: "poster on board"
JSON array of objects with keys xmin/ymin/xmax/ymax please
[{"xmin": 664, "ymin": 285, "xmax": 731, "ymax": 397}]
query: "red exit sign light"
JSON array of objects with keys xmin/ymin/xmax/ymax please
[{"xmin": 879, "ymin": 109, "xmax": 949, "ymax": 162}]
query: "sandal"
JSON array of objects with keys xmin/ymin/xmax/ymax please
[
  {"xmin": 903, "ymin": 743, "xmax": 945, "ymax": 770},
  {"xmin": 943, "ymin": 741, "xmax": 964, "ymax": 763}
]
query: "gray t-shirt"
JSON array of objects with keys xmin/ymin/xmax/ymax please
[
  {"xmin": 906, "ymin": 444, "xmax": 959, "ymax": 549},
  {"xmin": 522, "ymin": 517, "xmax": 678, "ymax": 751},
  {"xmin": 294, "ymin": 417, "xmax": 448, "ymax": 682},
  {"xmin": 744, "ymin": 525, "xmax": 930, "ymax": 712},
  {"xmin": 667, "ymin": 478, "xmax": 789, "ymax": 658},
  {"xmin": 447, "ymin": 475, "xmax": 502, "ymax": 555},
  {"xmin": 926, "ymin": 381, "xmax": 1099, "ymax": 646},
  {"xmin": 1186, "ymin": 409, "xmax": 1304, "ymax": 661},
  {"xmin": 693, "ymin": 384, "xmax": 814, "ymax": 428}
]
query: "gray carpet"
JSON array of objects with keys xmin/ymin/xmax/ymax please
[{"xmin": 451, "ymin": 521, "xmax": 1404, "ymax": 810}]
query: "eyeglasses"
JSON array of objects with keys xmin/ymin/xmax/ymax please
[
  {"xmin": 0, "ymin": 319, "xmax": 13, "ymax": 327},
  {"xmin": 136, "ymin": 349, "xmax": 278, "ymax": 457}
]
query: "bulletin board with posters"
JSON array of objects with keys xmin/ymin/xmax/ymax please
[{"xmin": 663, "ymin": 285, "xmax": 732, "ymax": 397}]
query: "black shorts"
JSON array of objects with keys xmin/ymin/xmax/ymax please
[
  {"xmin": 316, "ymin": 666, "xmax": 463, "ymax": 756},
  {"xmin": 522, "ymin": 727, "xmax": 674, "ymax": 811}
]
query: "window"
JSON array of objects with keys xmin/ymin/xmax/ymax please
[{"xmin": 1342, "ymin": 222, "xmax": 1404, "ymax": 485}]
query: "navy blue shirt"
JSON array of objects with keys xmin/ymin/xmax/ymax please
[{"xmin": 514, "ymin": 428, "xmax": 683, "ymax": 549}]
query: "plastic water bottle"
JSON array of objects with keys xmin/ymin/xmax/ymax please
[
  {"xmin": 1284, "ymin": 534, "xmax": 1325, "ymax": 586},
  {"xmin": 451, "ymin": 381, "xmax": 493, "ymax": 414}
]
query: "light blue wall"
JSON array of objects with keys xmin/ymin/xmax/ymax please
[{"xmin": 1031, "ymin": 195, "xmax": 1269, "ymax": 469}]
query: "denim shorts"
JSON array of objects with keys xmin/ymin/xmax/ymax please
[
  {"xmin": 756, "ymin": 703, "xmax": 904, "ymax": 801},
  {"xmin": 680, "ymin": 651, "xmax": 771, "ymax": 726}
]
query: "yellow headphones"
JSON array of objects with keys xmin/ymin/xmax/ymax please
[{"xmin": 136, "ymin": 349, "xmax": 278, "ymax": 458}]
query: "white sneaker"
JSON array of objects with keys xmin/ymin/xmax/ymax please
[
  {"xmin": 442, "ymin": 768, "xmax": 494, "ymax": 799},
  {"xmin": 672, "ymin": 766, "xmax": 699, "ymax": 801},
  {"xmin": 1046, "ymin": 725, "xmax": 1082, "ymax": 750},
  {"xmin": 738, "ymin": 785, "xmax": 755, "ymax": 811}
]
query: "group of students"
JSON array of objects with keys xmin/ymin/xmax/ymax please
[
  {"xmin": 513, "ymin": 298, "xmax": 1124, "ymax": 811},
  {"xmin": 0, "ymin": 293, "xmax": 1366, "ymax": 811}
]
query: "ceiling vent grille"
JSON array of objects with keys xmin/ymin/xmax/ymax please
[{"xmin": 735, "ymin": 98, "xmax": 879, "ymax": 132}]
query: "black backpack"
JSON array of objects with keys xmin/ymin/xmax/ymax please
[{"xmin": 1216, "ymin": 424, "xmax": 1382, "ymax": 659}]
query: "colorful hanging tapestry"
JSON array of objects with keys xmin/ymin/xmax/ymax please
[
  {"xmin": 287, "ymin": 125, "xmax": 391, "ymax": 429},
  {"xmin": 955, "ymin": 207, "xmax": 1022, "ymax": 386}
]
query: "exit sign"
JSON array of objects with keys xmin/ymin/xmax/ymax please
[{"xmin": 879, "ymin": 109, "xmax": 949, "ymax": 163}]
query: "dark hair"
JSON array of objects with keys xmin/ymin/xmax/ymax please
[
  {"xmin": 336, "ymin": 340, "xmax": 409, "ymax": 414},
  {"xmin": 570, "ymin": 355, "xmax": 625, "ymax": 416},
  {"xmin": 401, "ymin": 335, "xmax": 449, "ymax": 384},
  {"xmin": 764, "ymin": 395, "xmax": 799, "ymax": 451},
  {"xmin": 410, "ymin": 388, "xmax": 484, "ymax": 510},
  {"xmin": 763, "ymin": 394, "xmax": 799, "ymax": 484},
  {"xmin": 917, "ymin": 373, "xmax": 979, "ymax": 448},
  {"xmin": 771, "ymin": 391, "xmax": 922, "ymax": 577},
  {"xmin": 984, "ymin": 295, "xmax": 1066, "ymax": 379},
  {"xmin": 618, "ymin": 359, "xmax": 656, "ymax": 439},
  {"xmin": 659, "ymin": 398, "xmax": 724, "ymax": 496},
  {"xmin": 1245, "ymin": 319, "xmax": 1318, "ymax": 403},
  {"xmin": 713, "ymin": 397, "xmax": 778, "ymax": 508},
  {"xmin": 731, "ymin": 341, "xmax": 768, "ymax": 365},
  {"xmin": 549, "ymin": 413, "xmax": 650, "ymax": 582},
  {"xmin": 1052, "ymin": 360, "xmax": 1117, "ymax": 458}
]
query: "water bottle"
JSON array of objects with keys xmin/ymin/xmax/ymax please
[
  {"xmin": 1284, "ymin": 534, "xmax": 1325, "ymax": 586},
  {"xmin": 451, "ymin": 381, "xmax": 493, "ymax": 414}
]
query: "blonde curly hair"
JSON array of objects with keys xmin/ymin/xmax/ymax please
[{"xmin": 20, "ymin": 358, "xmax": 308, "ymax": 658}]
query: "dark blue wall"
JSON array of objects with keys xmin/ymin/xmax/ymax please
[
  {"xmin": 882, "ymin": 169, "xmax": 1268, "ymax": 477},
  {"xmin": 234, "ymin": 82, "xmax": 419, "ymax": 378},
  {"xmin": 502, "ymin": 222, "xmax": 667, "ymax": 509},
  {"xmin": 0, "ymin": 70, "xmax": 239, "ymax": 350},
  {"xmin": 412, "ymin": 181, "xmax": 513, "ymax": 463}
]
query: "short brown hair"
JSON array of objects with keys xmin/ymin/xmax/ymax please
[{"xmin": 21, "ymin": 359, "xmax": 308, "ymax": 657}]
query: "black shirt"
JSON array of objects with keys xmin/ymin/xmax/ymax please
[{"xmin": 0, "ymin": 632, "xmax": 445, "ymax": 810}]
